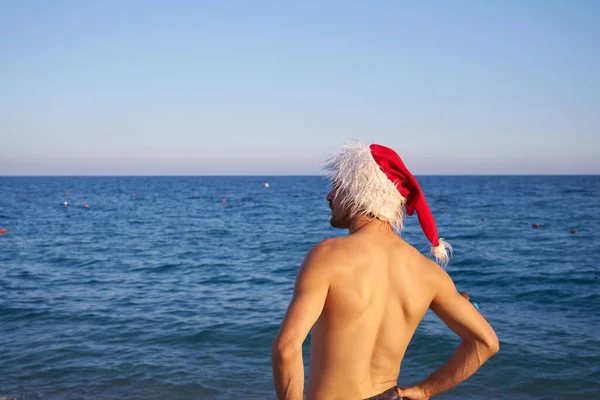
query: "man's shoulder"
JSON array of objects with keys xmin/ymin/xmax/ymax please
[
  {"xmin": 308, "ymin": 237, "xmax": 349, "ymax": 258},
  {"xmin": 414, "ymin": 253, "xmax": 455, "ymax": 292},
  {"xmin": 400, "ymin": 241, "xmax": 448, "ymax": 280},
  {"xmin": 294, "ymin": 239, "xmax": 347, "ymax": 284},
  {"xmin": 302, "ymin": 238, "xmax": 353, "ymax": 269}
]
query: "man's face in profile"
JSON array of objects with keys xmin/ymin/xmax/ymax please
[{"xmin": 326, "ymin": 185, "xmax": 352, "ymax": 229}]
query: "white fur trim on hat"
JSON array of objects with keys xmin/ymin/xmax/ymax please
[{"xmin": 325, "ymin": 141, "xmax": 406, "ymax": 231}]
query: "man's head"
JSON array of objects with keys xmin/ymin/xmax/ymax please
[
  {"xmin": 325, "ymin": 142, "xmax": 406, "ymax": 230},
  {"xmin": 324, "ymin": 141, "xmax": 452, "ymax": 267}
]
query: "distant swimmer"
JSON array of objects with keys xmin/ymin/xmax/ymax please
[
  {"xmin": 64, "ymin": 201, "xmax": 69, "ymax": 207},
  {"xmin": 222, "ymin": 199, "xmax": 227, "ymax": 203},
  {"xmin": 0, "ymin": 228, "xmax": 7, "ymax": 234},
  {"xmin": 460, "ymin": 291, "xmax": 480, "ymax": 310},
  {"xmin": 272, "ymin": 142, "xmax": 498, "ymax": 400},
  {"xmin": 264, "ymin": 182, "xmax": 270, "ymax": 188},
  {"xmin": 84, "ymin": 203, "xmax": 90, "ymax": 208}
]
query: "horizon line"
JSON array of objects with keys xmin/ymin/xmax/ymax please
[{"xmin": 1, "ymin": 174, "xmax": 599, "ymax": 178}]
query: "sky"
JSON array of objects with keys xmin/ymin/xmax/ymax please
[{"xmin": 1, "ymin": 0, "xmax": 599, "ymax": 175}]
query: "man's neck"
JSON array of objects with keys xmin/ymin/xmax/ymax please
[{"xmin": 348, "ymin": 216, "xmax": 393, "ymax": 235}]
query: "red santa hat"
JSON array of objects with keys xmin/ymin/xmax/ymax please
[{"xmin": 326, "ymin": 141, "xmax": 452, "ymax": 267}]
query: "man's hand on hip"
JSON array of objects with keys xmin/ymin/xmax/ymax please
[{"xmin": 397, "ymin": 385, "xmax": 430, "ymax": 400}]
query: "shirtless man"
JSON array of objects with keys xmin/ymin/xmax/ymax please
[{"xmin": 272, "ymin": 143, "xmax": 499, "ymax": 400}]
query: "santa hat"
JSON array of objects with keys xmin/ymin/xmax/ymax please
[{"xmin": 325, "ymin": 141, "xmax": 452, "ymax": 267}]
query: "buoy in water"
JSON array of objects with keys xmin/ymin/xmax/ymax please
[
  {"xmin": 0, "ymin": 229, "xmax": 7, "ymax": 234},
  {"xmin": 532, "ymin": 223, "xmax": 540, "ymax": 228}
]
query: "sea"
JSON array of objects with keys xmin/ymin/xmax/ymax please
[{"xmin": 0, "ymin": 176, "xmax": 599, "ymax": 400}]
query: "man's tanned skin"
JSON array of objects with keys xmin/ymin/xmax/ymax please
[{"xmin": 272, "ymin": 186, "xmax": 499, "ymax": 400}]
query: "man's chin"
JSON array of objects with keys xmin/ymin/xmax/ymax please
[{"xmin": 329, "ymin": 217, "xmax": 346, "ymax": 229}]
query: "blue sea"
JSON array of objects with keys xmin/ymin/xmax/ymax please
[{"xmin": 1, "ymin": 176, "xmax": 599, "ymax": 399}]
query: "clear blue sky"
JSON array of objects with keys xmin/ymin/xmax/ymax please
[{"xmin": 1, "ymin": 0, "xmax": 598, "ymax": 175}]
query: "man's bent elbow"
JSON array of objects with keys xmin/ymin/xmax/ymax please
[
  {"xmin": 487, "ymin": 336, "xmax": 500, "ymax": 355},
  {"xmin": 483, "ymin": 332, "xmax": 500, "ymax": 356},
  {"xmin": 271, "ymin": 337, "xmax": 300, "ymax": 363}
]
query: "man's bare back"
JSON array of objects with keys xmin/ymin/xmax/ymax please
[
  {"xmin": 272, "ymin": 143, "xmax": 499, "ymax": 399},
  {"xmin": 308, "ymin": 226, "xmax": 438, "ymax": 399}
]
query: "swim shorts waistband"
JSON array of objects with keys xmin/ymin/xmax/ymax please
[{"xmin": 363, "ymin": 386, "xmax": 406, "ymax": 400}]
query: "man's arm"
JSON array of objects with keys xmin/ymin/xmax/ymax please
[
  {"xmin": 400, "ymin": 265, "xmax": 499, "ymax": 399},
  {"xmin": 271, "ymin": 241, "xmax": 334, "ymax": 400}
]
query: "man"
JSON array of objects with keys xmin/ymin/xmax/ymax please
[{"xmin": 272, "ymin": 143, "xmax": 499, "ymax": 400}]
